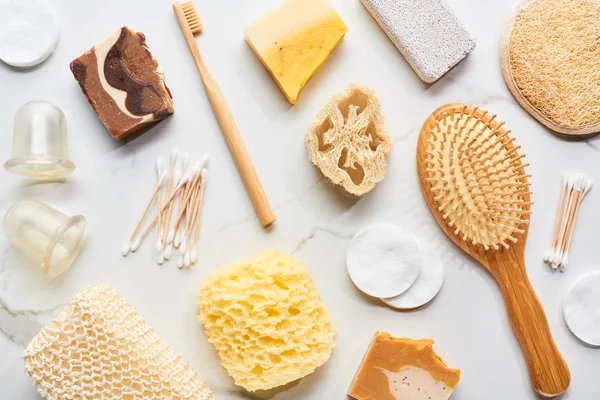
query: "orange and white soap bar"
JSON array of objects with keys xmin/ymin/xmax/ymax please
[
  {"xmin": 244, "ymin": 0, "xmax": 347, "ymax": 105},
  {"xmin": 348, "ymin": 332, "xmax": 460, "ymax": 400}
]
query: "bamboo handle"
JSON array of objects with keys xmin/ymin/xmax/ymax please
[
  {"xmin": 173, "ymin": 3, "xmax": 276, "ymax": 227},
  {"xmin": 491, "ymin": 258, "xmax": 570, "ymax": 397}
]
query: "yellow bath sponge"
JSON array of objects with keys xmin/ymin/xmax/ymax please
[{"xmin": 197, "ymin": 250, "xmax": 335, "ymax": 391}]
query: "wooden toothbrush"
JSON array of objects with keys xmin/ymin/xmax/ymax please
[
  {"xmin": 417, "ymin": 104, "xmax": 570, "ymax": 397},
  {"xmin": 173, "ymin": 1, "xmax": 276, "ymax": 227}
]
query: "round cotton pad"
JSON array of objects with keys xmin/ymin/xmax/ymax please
[
  {"xmin": 347, "ymin": 223, "xmax": 421, "ymax": 298},
  {"xmin": 563, "ymin": 272, "xmax": 600, "ymax": 347},
  {"xmin": 0, "ymin": 0, "xmax": 59, "ymax": 68},
  {"xmin": 381, "ymin": 237, "xmax": 444, "ymax": 309}
]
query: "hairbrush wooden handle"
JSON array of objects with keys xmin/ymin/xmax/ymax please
[
  {"xmin": 173, "ymin": 3, "xmax": 275, "ymax": 227},
  {"xmin": 491, "ymin": 257, "xmax": 570, "ymax": 397}
]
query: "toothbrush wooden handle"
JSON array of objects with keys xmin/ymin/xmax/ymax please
[
  {"xmin": 491, "ymin": 257, "xmax": 570, "ymax": 398},
  {"xmin": 173, "ymin": 3, "xmax": 275, "ymax": 227}
]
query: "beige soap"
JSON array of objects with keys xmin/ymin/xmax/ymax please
[
  {"xmin": 348, "ymin": 332, "xmax": 460, "ymax": 400},
  {"xmin": 244, "ymin": 0, "xmax": 347, "ymax": 104}
]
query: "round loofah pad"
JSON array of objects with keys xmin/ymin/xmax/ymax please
[
  {"xmin": 381, "ymin": 236, "xmax": 444, "ymax": 310},
  {"xmin": 563, "ymin": 272, "xmax": 600, "ymax": 347},
  {"xmin": 197, "ymin": 250, "xmax": 335, "ymax": 392},
  {"xmin": 347, "ymin": 223, "xmax": 422, "ymax": 298},
  {"xmin": 501, "ymin": 0, "xmax": 600, "ymax": 136},
  {"xmin": 305, "ymin": 83, "xmax": 393, "ymax": 196}
]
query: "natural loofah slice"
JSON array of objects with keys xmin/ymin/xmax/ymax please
[
  {"xmin": 197, "ymin": 250, "xmax": 335, "ymax": 392},
  {"xmin": 305, "ymin": 84, "xmax": 393, "ymax": 196},
  {"xmin": 501, "ymin": 0, "xmax": 600, "ymax": 136}
]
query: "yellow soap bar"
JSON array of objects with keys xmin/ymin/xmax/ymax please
[{"xmin": 244, "ymin": 0, "xmax": 348, "ymax": 104}]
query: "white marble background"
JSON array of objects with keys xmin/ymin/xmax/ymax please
[{"xmin": 1, "ymin": 0, "xmax": 599, "ymax": 398}]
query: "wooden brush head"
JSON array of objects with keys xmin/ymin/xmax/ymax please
[
  {"xmin": 417, "ymin": 104, "xmax": 532, "ymax": 268},
  {"xmin": 178, "ymin": 2, "xmax": 203, "ymax": 36}
]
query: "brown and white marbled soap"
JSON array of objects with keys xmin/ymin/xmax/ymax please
[{"xmin": 70, "ymin": 27, "xmax": 174, "ymax": 140}]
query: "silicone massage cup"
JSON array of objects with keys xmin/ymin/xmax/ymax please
[
  {"xmin": 3, "ymin": 200, "xmax": 87, "ymax": 277},
  {"xmin": 4, "ymin": 101, "xmax": 75, "ymax": 180}
]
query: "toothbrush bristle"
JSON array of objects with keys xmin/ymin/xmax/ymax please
[
  {"xmin": 424, "ymin": 105, "xmax": 532, "ymax": 250},
  {"xmin": 182, "ymin": 2, "xmax": 203, "ymax": 35}
]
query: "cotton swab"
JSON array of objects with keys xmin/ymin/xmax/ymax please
[
  {"xmin": 122, "ymin": 173, "xmax": 167, "ymax": 256},
  {"xmin": 545, "ymin": 172, "xmax": 568, "ymax": 262},
  {"xmin": 128, "ymin": 172, "xmax": 192, "ymax": 251},
  {"xmin": 560, "ymin": 177, "xmax": 592, "ymax": 271},
  {"xmin": 556, "ymin": 175, "xmax": 581, "ymax": 268},
  {"xmin": 170, "ymin": 153, "xmax": 190, "ymax": 248},
  {"xmin": 181, "ymin": 173, "xmax": 202, "ymax": 256},
  {"xmin": 545, "ymin": 172, "xmax": 592, "ymax": 271},
  {"xmin": 551, "ymin": 175, "xmax": 576, "ymax": 268},
  {"xmin": 155, "ymin": 157, "xmax": 165, "ymax": 252},
  {"xmin": 124, "ymin": 151, "xmax": 210, "ymax": 269},
  {"xmin": 173, "ymin": 165, "xmax": 202, "ymax": 253},
  {"xmin": 180, "ymin": 177, "xmax": 199, "ymax": 255},
  {"xmin": 167, "ymin": 153, "xmax": 189, "ymax": 245},
  {"xmin": 181, "ymin": 166, "xmax": 205, "ymax": 256},
  {"xmin": 191, "ymin": 165, "xmax": 208, "ymax": 264},
  {"xmin": 180, "ymin": 159, "xmax": 205, "ymax": 254},
  {"xmin": 160, "ymin": 149, "xmax": 179, "ymax": 261}
]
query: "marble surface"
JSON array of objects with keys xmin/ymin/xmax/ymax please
[{"xmin": 1, "ymin": 0, "xmax": 599, "ymax": 398}]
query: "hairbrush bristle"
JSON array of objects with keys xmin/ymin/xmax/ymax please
[
  {"xmin": 182, "ymin": 2, "xmax": 203, "ymax": 35},
  {"xmin": 425, "ymin": 106, "xmax": 531, "ymax": 250}
]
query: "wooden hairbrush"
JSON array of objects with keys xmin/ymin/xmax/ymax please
[{"xmin": 416, "ymin": 104, "xmax": 570, "ymax": 397}]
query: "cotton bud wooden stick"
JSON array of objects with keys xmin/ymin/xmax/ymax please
[
  {"xmin": 545, "ymin": 172, "xmax": 568, "ymax": 262},
  {"xmin": 133, "ymin": 172, "xmax": 194, "ymax": 246},
  {"xmin": 560, "ymin": 178, "xmax": 592, "ymax": 271},
  {"xmin": 184, "ymin": 168, "xmax": 205, "ymax": 262},
  {"xmin": 161, "ymin": 149, "xmax": 179, "ymax": 256},
  {"xmin": 173, "ymin": 155, "xmax": 191, "ymax": 248},
  {"xmin": 173, "ymin": 167, "xmax": 202, "ymax": 235},
  {"xmin": 551, "ymin": 176, "xmax": 576, "ymax": 268},
  {"xmin": 155, "ymin": 157, "xmax": 165, "ymax": 252},
  {"xmin": 182, "ymin": 172, "xmax": 201, "ymax": 253},
  {"xmin": 191, "ymin": 168, "xmax": 208, "ymax": 264},
  {"xmin": 179, "ymin": 173, "xmax": 200, "ymax": 254},
  {"xmin": 121, "ymin": 173, "xmax": 167, "ymax": 256},
  {"xmin": 186, "ymin": 159, "xmax": 208, "ymax": 243},
  {"xmin": 181, "ymin": 157, "xmax": 208, "ymax": 255},
  {"xmin": 167, "ymin": 153, "xmax": 189, "ymax": 246}
]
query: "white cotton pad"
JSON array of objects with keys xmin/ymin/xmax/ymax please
[
  {"xmin": 361, "ymin": 0, "xmax": 476, "ymax": 83},
  {"xmin": 347, "ymin": 223, "xmax": 421, "ymax": 298},
  {"xmin": 563, "ymin": 272, "xmax": 600, "ymax": 347},
  {"xmin": 381, "ymin": 237, "xmax": 444, "ymax": 309},
  {"xmin": 0, "ymin": 0, "xmax": 59, "ymax": 68}
]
